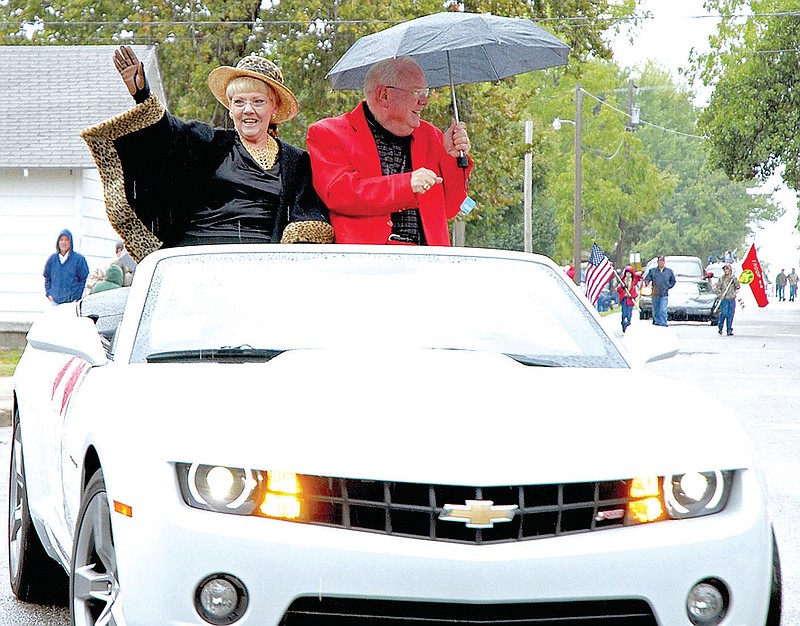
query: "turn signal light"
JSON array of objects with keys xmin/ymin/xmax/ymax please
[
  {"xmin": 628, "ymin": 497, "xmax": 664, "ymax": 523},
  {"xmin": 260, "ymin": 471, "xmax": 301, "ymax": 519},
  {"xmin": 113, "ymin": 500, "xmax": 133, "ymax": 518},
  {"xmin": 627, "ymin": 476, "xmax": 666, "ymax": 524}
]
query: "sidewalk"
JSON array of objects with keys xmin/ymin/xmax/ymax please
[{"xmin": 0, "ymin": 376, "xmax": 11, "ymax": 428}]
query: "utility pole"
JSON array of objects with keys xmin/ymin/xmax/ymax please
[
  {"xmin": 572, "ymin": 84, "xmax": 583, "ymax": 286},
  {"xmin": 625, "ymin": 79, "xmax": 639, "ymax": 131},
  {"xmin": 452, "ymin": 220, "xmax": 465, "ymax": 247},
  {"xmin": 524, "ymin": 120, "xmax": 533, "ymax": 253},
  {"xmin": 619, "ymin": 79, "xmax": 639, "ymax": 266}
]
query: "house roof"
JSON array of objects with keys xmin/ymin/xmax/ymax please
[{"xmin": 0, "ymin": 45, "xmax": 167, "ymax": 168}]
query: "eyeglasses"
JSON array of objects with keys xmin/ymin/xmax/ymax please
[{"xmin": 386, "ymin": 86, "xmax": 430, "ymax": 100}]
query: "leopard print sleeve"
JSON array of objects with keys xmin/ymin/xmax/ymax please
[{"xmin": 81, "ymin": 94, "xmax": 167, "ymax": 262}]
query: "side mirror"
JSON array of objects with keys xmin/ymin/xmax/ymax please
[
  {"xmin": 26, "ymin": 305, "xmax": 108, "ymax": 367},
  {"xmin": 622, "ymin": 323, "xmax": 679, "ymax": 365}
]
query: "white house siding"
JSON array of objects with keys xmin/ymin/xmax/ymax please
[
  {"xmin": 78, "ymin": 167, "xmax": 121, "ymax": 270},
  {"xmin": 0, "ymin": 45, "xmax": 165, "ymax": 329},
  {"xmin": 0, "ymin": 167, "xmax": 119, "ymax": 324}
]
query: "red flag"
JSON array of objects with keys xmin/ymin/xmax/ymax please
[
  {"xmin": 585, "ymin": 243, "xmax": 615, "ymax": 305},
  {"xmin": 739, "ymin": 244, "xmax": 769, "ymax": 307}
]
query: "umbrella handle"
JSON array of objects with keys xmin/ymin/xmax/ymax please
[{"xmin": 447, "ymin": 51, "xmax": 469, "ymax": 169}]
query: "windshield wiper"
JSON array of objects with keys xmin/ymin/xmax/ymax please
[
  {"xmin": 434, "ymin": 347, "xmax": 561, "ymax": 367},
  {"xmin": 146, "ymin": 345, "xmax": 285, "ymax": 363},
  {"xmin": 504, "ymin": 353, "xmax": 560, "ymax": 367}
]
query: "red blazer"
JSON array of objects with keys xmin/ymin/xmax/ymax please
[{"xmin": 306, "ymin": 103, "xmax": 473, "ymax": 245}]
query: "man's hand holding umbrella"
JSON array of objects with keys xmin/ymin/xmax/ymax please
[{"xmin": 443, "ymin": 120, "xmax": 471, "ymax": 159}]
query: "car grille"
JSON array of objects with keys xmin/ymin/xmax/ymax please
[
  {"xmin": 292, "ymin": 476, "xmax": 633, "ymax": 544},
  {"xmin": 281, "ymin": 597, "xmax": 658, "ymax": 625}
]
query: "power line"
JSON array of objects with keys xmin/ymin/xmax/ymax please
[
  {"xmin": 580, "ymin": 88, "xmax": 706, "ymax": 140},
  {"xmin": 3, "ymin": 10, "xmax": 798, "ymax": 30}
]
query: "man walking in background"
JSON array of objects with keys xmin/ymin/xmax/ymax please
[
  {"xmin": 643, "ymin": 255, "xmax": 675, "ymax": 327},
  {"xmin": 715, "ymin": 263, "xmax": 740, "ymax": 336},
  {"xmin": 788, "ymin": 268, "xmax": 798, "ymax": 302},
  {"xmin": 776, "ymin": 269, "xmax": 787, "ymax": 301}
]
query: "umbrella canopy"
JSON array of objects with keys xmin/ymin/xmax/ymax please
[{"xmin": 326, "ymin": 11, "xmax": 570, "ymax": 91}]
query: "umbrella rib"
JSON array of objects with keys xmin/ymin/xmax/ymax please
[{"xmin": 478, "ymin": 45, "xmax": 502, "ymax": 82}]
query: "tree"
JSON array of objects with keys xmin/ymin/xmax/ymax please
[
  {"xmin": 0, "ymin": 0, "xmax": 279, "ymax": 126},
  {"xmin": 264, "ymin": 0, "xmax": 637, "ymax": 248},
  {"xmin": 633, "ymin": 62, "xmax": 780, "ymax": 262},
  {"xmin": 525, "ymin": 60, "xmax": 669, "ymax": 266},
  {"xmin": 0, "ymin": 0, "xmax": 638, "ymax": 248},
  {"xmin": 696, "ymin": 0, "xmax": 800, "ymax": 195}
]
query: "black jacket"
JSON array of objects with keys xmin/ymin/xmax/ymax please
[{"xmin": 82, "ymin": 95, "xmax": 331, "ymax": 260}]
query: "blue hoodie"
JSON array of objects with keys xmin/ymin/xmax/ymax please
[{"xmin": 43, "ymin": 229, "xmax": 90, "ymax": 304}]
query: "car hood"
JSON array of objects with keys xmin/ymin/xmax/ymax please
[{"xmin": 87, "ymin": 349, "xmax": 756, "ymax": 485}]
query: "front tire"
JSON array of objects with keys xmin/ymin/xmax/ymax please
[
  {"xmin": 767, "ymin": 529, "xmax": 782, "ymax": 625},
  {"xmin": 7, "ymin": 408, "xmax": 68, "ymax": 604},
  {"xmin": 70, "ymin": 469, "xmax": 126, "ymax": 626}
]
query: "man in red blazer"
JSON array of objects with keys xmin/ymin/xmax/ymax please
[{"xmin": 307, "ymin": 57, "xmax": 473, "ymax": 245}]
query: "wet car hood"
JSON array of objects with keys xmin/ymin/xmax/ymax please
[{"xmin": 78, "ymin": 348, "xmax": 756, "ymax": 487}]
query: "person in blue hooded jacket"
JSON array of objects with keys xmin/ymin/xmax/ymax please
[{"xmin": 44, "ymin": 229, "xmax": 90, "ymax": 304}]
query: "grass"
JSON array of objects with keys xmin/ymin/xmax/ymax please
[{"xmin": 0, "ymin": 349, "xmax": 23, "ymax": 377}]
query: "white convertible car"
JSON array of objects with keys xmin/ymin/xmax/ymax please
[{"xmin": 9, "ymin": 245, "xmax": 780, "ymax": 626}]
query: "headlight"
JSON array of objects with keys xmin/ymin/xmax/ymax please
[
  {"xmin": 626, "ymin": 471, "xmax": 734, "ymax": 524},
  {"xmin": 177, "ymin": 463, "xmax": 261, "ymax": 515},
  {"xmin": 664, "ymin": 470, "xmax": 733, "ymax": 518},
  {"xmin": 176, "ymin": 463, "xmax": 302, "ymax": 520}
]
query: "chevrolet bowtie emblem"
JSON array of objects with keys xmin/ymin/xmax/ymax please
[{"xmin": 439, "ymin": 500, "xmax": 518, "ymax": 529}]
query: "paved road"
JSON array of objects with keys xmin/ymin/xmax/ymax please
[
  {"xmin": 0, "ymin": 298, "xmax": 797, "ymax": 624},
  {"xmin": 639, "ymin": 299, "xmax": 800, "ymax": 626}
]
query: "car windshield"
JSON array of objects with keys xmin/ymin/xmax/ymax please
[
  {"xmin": 131, "ymin": 250, "xmax": 627, "ymax": 368},
  {"xmin": 647, "ymin": 258, "xmax": 703, "ymax": 278}
]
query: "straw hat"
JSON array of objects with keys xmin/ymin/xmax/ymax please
[{"xmin": 208, "ymin": 56, "xmax": 299, "ymax": 124}]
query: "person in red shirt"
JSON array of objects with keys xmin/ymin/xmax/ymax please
[
  {"xmin": 616, "ymin": 266, "xmax": 640, "ymax": 333},
  {"xmin": 306, "ymin": 57, "xmax": 473, "ymax": 245}
]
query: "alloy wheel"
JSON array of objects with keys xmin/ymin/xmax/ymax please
[{"xmin": 71, "ymin": 471, "xmax": 126, "ymax": 626}]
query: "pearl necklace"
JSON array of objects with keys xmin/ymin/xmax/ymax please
[{"xmin": 241, "ymin": 135, "xmax": 279, "ymax": 170}]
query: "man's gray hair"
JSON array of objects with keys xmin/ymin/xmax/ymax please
[{"xmin": 364, "ymin": 57, "xmax": 423, "ymax": 101}]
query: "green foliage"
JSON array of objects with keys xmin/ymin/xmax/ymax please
[
  {"xmin": 525, "ymin": 61, "xmax": 669, "ymax": 266},
  {"xmin": 264, "ymin": 0, "xmax": 624, "ymax": 247},
  {"xmin": 696, "ymin": 0, "xmax": 800, "ymax": 191},
  {"xmin": 0, "ymin": 0, "xmax": 779, "ymax": 263},
  {"xmin": 634, "ymin": 62, "xmax": 780, "ymax": 261},
  {"xmin": 0, "ymin": 349, "xmax": 23, "ymax": 377},
  {"xmin": 0, "ymin": 0, "xmax": 625, "ymax": 251}
]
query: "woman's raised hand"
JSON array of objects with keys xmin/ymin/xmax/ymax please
[{"xmin": 113, "ymin": 46, "xmax": 145, "ymax": 96}]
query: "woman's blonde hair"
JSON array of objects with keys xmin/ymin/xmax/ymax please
[{"xmin": 226, "ymin": 76, "xmax": 278, "ymax": 105}]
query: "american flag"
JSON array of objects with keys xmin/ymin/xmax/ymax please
[{"xmin": 584, "ymin": 243, "xmax": 615, "ymax": 305}]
